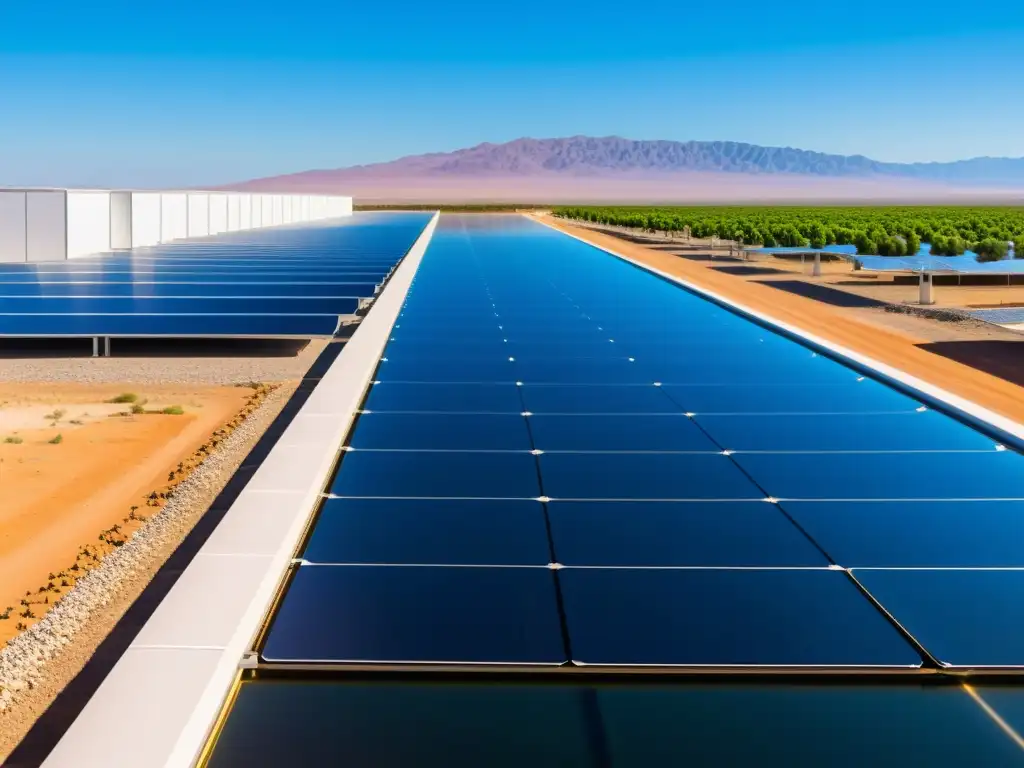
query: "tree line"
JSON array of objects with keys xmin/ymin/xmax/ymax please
[{"xmin": 553, "ymin": 206, "xmax": 1023, "ymax": 259}]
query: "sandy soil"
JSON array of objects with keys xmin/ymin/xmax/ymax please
[
  {"xmin": 538, "ymin": 215, "xmax": 1024, "ymax": 426},
  {"xmin": 0, "ymin": 381, "xmax": 298, "ymax": 761},
  {"xmin": 0, "ymin": 383, "xmax": 251, "ymax": 646}
]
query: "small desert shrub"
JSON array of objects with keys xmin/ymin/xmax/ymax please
[
  {"xmin": 108, "ymin": 393, "xmax": 139, "ymax": 404},
  {"xmin": 48, "ymin": 434, "xmax": 63, "ymax": 445},
  {"xmin": 44, "ymin": 408, "xmax": 66, "ymax": 421},
  {"xmin": 162, "ymin": 405, "xmax": 185, "ymax": 415},
  {"xmin": 130, "ymin": 402, "xmax": 146, "ymax": 414},
  {"xmin": 3, "ymin": 435, "xmax": 23, "ymax": 444},
  {"xmin": 69, "ymin": 419, "xmax": 84, "ymax": 426}
]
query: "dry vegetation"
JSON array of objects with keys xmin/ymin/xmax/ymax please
[{"xmin": 0, "ymin": 382, "xmax": 274, "ymax": 647}]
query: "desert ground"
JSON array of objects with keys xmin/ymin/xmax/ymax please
[
  {"xmin": 0, "ymin": 340, "xmax": 331, "ymax": 758},
  {"xmin": 0, "ymin": 383, "xmax": 252, "ymax": 645},
  {"xmin": 537, "ymin": 214, "xmax": 1024, "ymax": 424}
]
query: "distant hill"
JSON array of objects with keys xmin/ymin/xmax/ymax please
[{"xmin": 227, "ymin": 136, "xmax": 1024, "ymax": 203}]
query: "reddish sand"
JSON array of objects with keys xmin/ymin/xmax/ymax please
[{"xmin": 0, "ymin": 384, "xmax": 252, "ymax": 645}]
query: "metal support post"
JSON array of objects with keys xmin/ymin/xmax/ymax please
[
  {"xmin": 92, "ymin": 337, "xmax": 100, "ymax": 358},
  {"xmin": 103, "ymin": 337, "xmax": 112, "ymax": 357},
  {"xmin": 812, "ymin": 252, "xmax": 822, "ymax": 277}
]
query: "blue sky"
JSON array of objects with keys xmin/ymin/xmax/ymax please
[{"xmin": 1, "ymin": 0, "xmax": 1022, "ymax": 187}]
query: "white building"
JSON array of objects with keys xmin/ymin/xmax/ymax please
[{"xmin": 0, "ymin": 188, "xmax": 353, "ymax": 263}]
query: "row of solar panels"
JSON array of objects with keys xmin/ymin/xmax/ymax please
[{"xmin": 0, "ymin": 212, "xmax": 434, "ymax": 337}]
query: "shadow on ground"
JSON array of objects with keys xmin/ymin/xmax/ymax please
[
  {"xmin": 918, "ymin": 340, "xmax": 1024, "ymax": 388},
  {"xmin": 712, "ymin": 265, "xmax": 788, "ymax": 276},
  {"xmin": 4, "ymin": 339, "xmax": 348, "ymax": 768},
  {"xmin": 0, "ymin": 337, "xmax": 313, "ymax": 359},
  {"xmin": 757, "ymin": 280, "xmax": 886, "ymax": 309}
]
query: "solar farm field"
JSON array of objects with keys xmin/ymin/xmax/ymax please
[
  {"xmin": 202, "ymin": 214, "xmax": 1024, "ymax": 765},
  {"xmin": 0, "ymin": 212, "xmax": 433, "ymax": 340}
]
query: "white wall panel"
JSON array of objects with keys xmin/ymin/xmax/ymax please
[
  {"xmin": 209, "ymin": 193, "xmax": 228, "ymax": 235},
  {"xmin": 260, "ymin": 195, "xmax": 272, "ymax": 227},
  {"xmin": 311, "ymin": 196, "xmax": 327, "ymax": 220},
  {"xmin": 66, "ymin": 191, "xmax": 111, "ymax": 258},
  {"xmin": 284, "ymin": 196, "xmax": 294, "ymax": 224},
  {"xmin": 131, "ymin": 193, "xmax": 162, "ymax": 247},
  {"xmin": 161, "ymin": 193, "xmax": 188, "ymax": 242},
  {"xmin": 241, "ymin": 195, "xmax": 253, "ymax": 229},
  {"xmin": 0, "ymin": 191, "xmax": 28, "ymax": 263},
  {"xmin": 26, "ymin": 191, "xmax": 67, "ymax": 262},
  {"xmin": 271, "ymin": 195, "xmax": 283, "ymax": 225},
  {"xmin": 109, "ymin": 191, "xmax": 133, "ymax": 250},
  {"xmin": 227, "ymin": 194, "xmax": 241, "ymax": 232},
  {"xmin": 300, "ymin": 196, "xmax": 310, "ymax": 221},
  {"xmin": 187, "ymin": 193, "xmax": 210, "ymax": 238}
]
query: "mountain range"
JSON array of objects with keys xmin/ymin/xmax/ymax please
[{"xmin": 229, "ymin": 136, "xmax": 1024, "ymax": 203}]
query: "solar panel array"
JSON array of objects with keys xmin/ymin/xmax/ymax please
[
  {"xmin": 857, "ymin": 254, "xmax": 1024, "ymax": 274},
  {"xmin": 0, "ymin": 212, "xmax": 433, "ymax": 338},
  {"xmin": 212, "ymin": 215, "xmax": 1024, "ymax": 763}
]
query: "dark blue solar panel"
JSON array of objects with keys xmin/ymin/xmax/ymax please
[
  {"xmin": 331, "ymin": 450, "xmax": 540, "ymax": 498},
  {"xmin": 653, "ymin": 357, "xmax": 861, "ymax": 385},
  {"xmin": 0, "ymin": 211, "xmax": 430, "ymax": 338},
  {"xmin": 0, "ymin": 272, "xmax": 388, "ymax": 284},
  {"xmin": 0, "ymin": 281, "xmax": 379, "ymax": 298},
  {"xmin": 514, "ymin": 358, "xmax": 654, "ymax": 385},
  {"xmin": 303, "ymin": 498, "xmax": 550, "ymax": 565},
  {"xmin": 0, "ymin": 297, "xmax": 360, "ymax": 315},
  {"xmin": 539, "ymin": 453, "xmax": 763, "ymax": 500},
  {"xmin": 696, "ymin": 411, "xmax": 998, "ymax": 452},
  {"xmin": 780, "ymin": 500, "xmax": 1024, "ymax": 567},
  {"xmin": 0, "ymin": 314, "xmax": 341, "ymax": 337},
  {"xmin": 560, "ymin": 567, "xmax": 922, "ymax": 668},
  {"xmin": 376, "ymin": 356, "xmax": 517, "ymax": 383},
  {"xmin": 529, "ymin": 414, "xmax": 719, "ymax": 452},
  {"xmin": 207, "ymin": 681, "xmax": 597, "ymax": 768},
  {"xmin": 262, "ymin": 565, "xmax": 566, "ymax": 665},
  {"xmin": 597, "ymin": 684, "xmax": 1023, "ymax": 767},
  {"xmin": 348, "ymin": 413, "xmax": 532, "ymax": 451},
  {"xmin": 660, "ymin": 382, "xmax": 921, "ymax": 414},
  {"xmin": 548, "ymin": 501, "xmax": 828, "ymax": 567},
  {"xmin": 854, "ymin": 569, "xmax": 1024, "ymax": 668},
  {"xmin": 363, "ymin": 382, "xmax": 524, "ymax": 413},
  {"xmin": 520, "ymin": 384, "xmax": 681, "ymax": 414},
  {"xmin": 735, "ymin": 451, "xmax": 1024, "ymax": 500}
]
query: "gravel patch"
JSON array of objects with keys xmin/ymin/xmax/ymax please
[
  {"xmin": 883, "ymin": 303, "xmax": 977, "ymax": 324},
  {"xmin": 0, "ymin": 381, "xmax": 298, "ymax": 757},
  {"xmin": 0, "ymin": 339, "xmax": 327, "ymax": 385}
]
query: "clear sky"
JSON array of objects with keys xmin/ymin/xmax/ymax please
[{"xmin": 1, "ymin": 0, "xmax": 1022, "ymax": 187}]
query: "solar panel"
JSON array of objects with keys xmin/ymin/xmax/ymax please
[
  {"xmin": 548, "ymin": 501, "xmax": 828, "ymax": 567},
  {"xmin": 363, "ymin": 382, "xmax": 524, "ymax": 413},
  {"xmin": 330, "ymin": 450, "xmax": 540, "ymax": 499},
  {"xmin": 559, "ymin": 567, "xmax": 921, "ymax": 669},
  {"xmin": 262, "ymin": 565, "xmax": 565, "ymax": 665},
  {"xmin": 780, "ymin": 501, "xmax": 1024, "ymax": 567},
  {"xmin": 208, "ymin": 681, "xmax": 1024, "ymax": 767},
  {"xmin": 303, "ymin": 498, "xmax": 551, "ymax": 565},
  {"xmin": 0, "ymin": 211, "xmax": 432, "ymax": 339},
  {"xmin": 734, "ymin": 451, "xmax": 1024, "ymax": 500},
  {"xmin": 260, "ymin": 212, "xmax": 1024, "ymax": 692},
  {"xmin": 348, "ymin": 412, "xmax": 533, "ymax": 451},
  {"xmin": 695, "ymin": 411, "xmax": 1000, "ymax": 452},
  {"xmin": 528, "ymin": 414, "xmax": 718, "ymax": 451},
  {"xmin": 854, "ymin": 569, "xmax": 1024, "ymax": 669}
]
